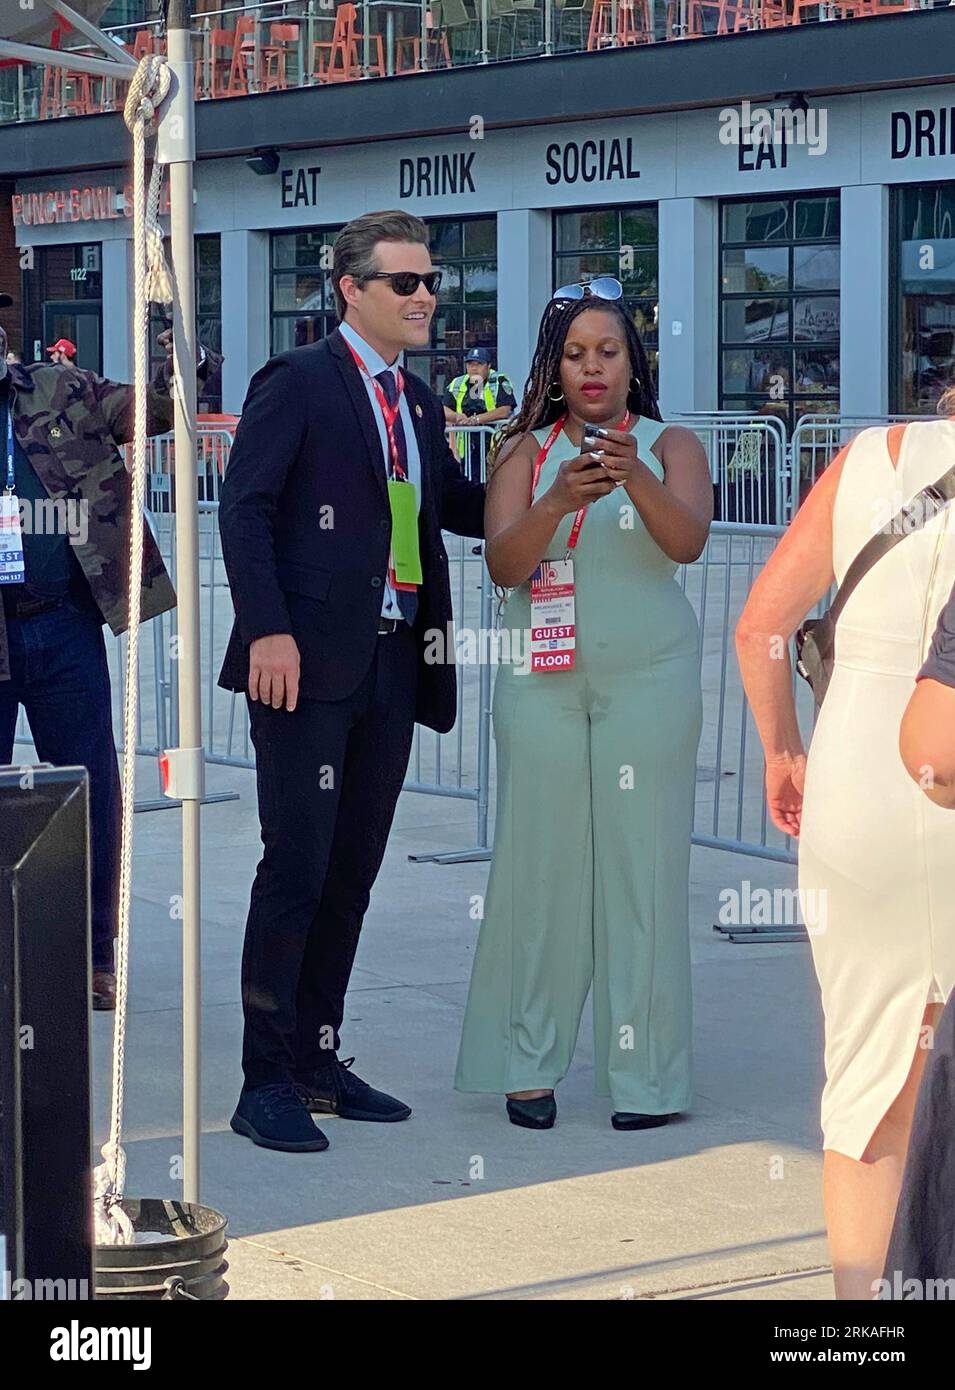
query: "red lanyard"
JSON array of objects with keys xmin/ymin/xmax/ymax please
[
  {"xmin": 531, "ymin": 412, "xmax": 631, "ymax": 553},
  {"xmin": 346, "ymin": 341, "xmax": 408, "ymax": 482}
]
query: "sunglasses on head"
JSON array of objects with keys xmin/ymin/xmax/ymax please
[
  {"xmin": 363, "ymin": 270, "xmax": 443, "ymax": 297},
  {"xmin": 552, "ymin": 276, "xmax": 624, "ymax": 304}
]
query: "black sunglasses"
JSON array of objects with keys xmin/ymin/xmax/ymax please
[{"xmin": 363, "ymin": 270, "xmax": 443, "ymax": 297}]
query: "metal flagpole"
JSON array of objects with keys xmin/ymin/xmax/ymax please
[
  {"xmin": 158, "ymin": 0, "xmax": 204, "ymax": 1206},
  {"xmin": 0, "ymin": 0, "xmax": 205, "ymax": 1213}
]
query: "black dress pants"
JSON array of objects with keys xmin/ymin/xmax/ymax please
[
  {"xmin": 0, "ymin": 595, "xmax": 121, "ymax": 973},
  {"xmin": 241, "ymin": 624, "xmax": 417, "ymax": 1088}
]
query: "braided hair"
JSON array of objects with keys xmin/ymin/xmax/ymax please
[{"xmin": 489, "ymin": 297, "xmax": 661, "ymax": 475}]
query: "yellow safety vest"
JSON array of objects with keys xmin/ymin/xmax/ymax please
[{"xmin": 449, "ymin": 373, "xmax": 509, "ymax": 458}]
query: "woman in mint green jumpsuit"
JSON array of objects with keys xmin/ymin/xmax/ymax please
[{"xmin": 454, "ymin": 280, "xmax": 712, "ymax": 1129}]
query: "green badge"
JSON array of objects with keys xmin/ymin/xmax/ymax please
[{"xmin": 387, "ymin": 480, "xmax": 423, "ymax": 585}]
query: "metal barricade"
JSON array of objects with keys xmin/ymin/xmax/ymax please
[
  {"xmin": 9, "ymin": 417, "xmax": 821, "ymax": 863},
  {"xmin": 787, "ymin": 413, "xmax": 921, "ymax": 518},
  {"xmin": 671, "ymin": 413, "xmax": 789, "ymax": 526},
  {"xmin": 406, "ymin": 425, "xmax": 495, "ymax": 861},
  {"xmin": 681, "ymin": 521, "xmax": 812, "ymax": 870},
  {"xmin": 126, "ymin": 422, "xmax": 498, "ymax": 854}
]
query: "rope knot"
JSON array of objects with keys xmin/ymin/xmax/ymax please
[{"xmin": 123, "ymin": 53, "xmax": 171, "ymax": 136}]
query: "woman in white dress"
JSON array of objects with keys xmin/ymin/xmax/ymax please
[{"xmin": 736, "ymin": 416, "xmax": 955, "ymax": 1300}]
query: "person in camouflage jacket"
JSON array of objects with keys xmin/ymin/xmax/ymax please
[
  {"xmin": 0, "ymin": 353, "xmax": 180, "ymax": 677},
  {"xmin": 0, "ymin": 311, "xmax": 218, "ymax": 1009}
]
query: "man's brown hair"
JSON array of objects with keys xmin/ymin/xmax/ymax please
[{"xmin": 331, "ymin": 210, "xmax": 430, "ymax": 320}]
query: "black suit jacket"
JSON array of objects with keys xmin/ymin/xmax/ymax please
[{"xmin": 217, "ymin": 328, "xmax": 485, "ymax": 733}]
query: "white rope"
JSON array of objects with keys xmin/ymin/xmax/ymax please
[{"xmin": 93, "ymin": 52, "xmax": 172, "ymax": 1247}]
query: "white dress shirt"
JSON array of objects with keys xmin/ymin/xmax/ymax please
[{"xmin": 339, "ymin": 320, "xmax": 422, "ymax": 622}]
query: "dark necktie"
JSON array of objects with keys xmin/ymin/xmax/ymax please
[{"xmin": 374, "ymin": 368, "xmax": 417, "ymax": 626}]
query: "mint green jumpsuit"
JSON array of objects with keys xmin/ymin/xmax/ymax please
[{"xmin": 454, "ymin": 418, "xmax": 703, "ymax": 1114}]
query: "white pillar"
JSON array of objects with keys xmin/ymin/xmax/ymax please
[
  {"xmin": 496, "ymin": 209, "xmax": 551, "ymax": 400},
  {"xmin": 840, "ymin": 184, "xmax": 889, "ymax": 420},
  {"xmin": 657, "ymin": 197, "xmax": 718, "ymax": 418},
  {"xmin": 101, "ymin": 237, "xmax": 132, "ymax": 383},
  {"xmin": 220, "ymin": 230, "xmax": 270, "ymax": 414}
]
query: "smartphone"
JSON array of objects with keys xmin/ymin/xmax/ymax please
[{"xmin": 580, "ymin": 425, "xmax": 611, "ymax": 466}]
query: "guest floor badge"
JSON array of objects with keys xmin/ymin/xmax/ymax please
[
  {"xmin": 529, "ymin": 558, "xmax": 575, "ymax": 671},
  {"xmin": 0, "ymin": 493, "xmax": 25, "ymax": 585}
]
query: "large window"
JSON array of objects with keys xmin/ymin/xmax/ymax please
[
  {"xmin": 271, "ymin": 227, "xmax": 340, "ymax": 354},
  {"xmin": 270, "ymin": 216, "xmax": 499, "ymax": 395},
  {"xmin": 410, "ymin": 217, "xmax": 498, "ymax": 395},
  {"xmin": 148, "ymin": 234, "xmax": 222, "ymax": 412},
  {"xmin": 552, "ymin": 206, "xmax": 659, "ymax": 386},
  {"xmin": 893, "ymin": 182, "xmax": 955, "ymax": 415},
  {"xmin": 719, "ymin": 194, "xmax": 841, "ymax": 432}
]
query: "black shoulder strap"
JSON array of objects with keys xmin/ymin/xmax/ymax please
[{"xmin": 830, "ymin": 458, "xmax": 955, "ymax": 625}]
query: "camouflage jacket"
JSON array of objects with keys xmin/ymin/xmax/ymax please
[{"xmin": 0, "ymin": 360, "xmax": 183, "ymax": 682}]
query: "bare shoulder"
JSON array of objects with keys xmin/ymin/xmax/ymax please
[
  {"xmin": 652, "ymin": 422, "xmax": 709, "ymax": 470},
  {"xmin": 655, "ymin": 423, "xmax": 704, "ymax": 452},
  {"xmin": 488, "ymin": 429, "xmax": 537, "ymax": 478}
]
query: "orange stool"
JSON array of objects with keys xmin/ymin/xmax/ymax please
[
  {"xmin": 60, "ymin": 67, "xmax": 98, "ymax": 116},
  {"xmin": 313, "ymin": 3, "xmax": 385, "ymax": 81},
  {"xmin": 587, "ymin": 0, "xmax": 652, "ymax": 49},
  {"xmin": 226, "ymin": 16, "xmax": 258, "ymax": 96},
  {"xmin": 262, "ymin": 22, "xmax": 300, "ymax": 91},
  {"xmin": 683, "ymin": 0, "xmax": 741, "ymax": 34},
  {"xmin": 40, "ymin": 64, "xmax": 62, "ymax": 119},
  {"xmin": 732, "ymin": 0, "xmax": 787, "ymax": 27}
]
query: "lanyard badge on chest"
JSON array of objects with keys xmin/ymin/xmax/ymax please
[
  {"xmin": 347, "ymin": 343, "xmax": 423, "ymax": 592},
  {"xmin": 0, "ymin": 405, "xmax": 25, "ymax": 587},
  {"xmin": 526, "ymin": 412, "xmax": 630, "ymax": 673}
]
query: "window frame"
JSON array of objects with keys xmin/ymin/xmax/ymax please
[
  {"xmin": 718, "ymin": 191, "xmax": 842, "ymax": 432},
  {"xmin": 551, "ymin": 203, "xmax": 660, "ymax": 387}
]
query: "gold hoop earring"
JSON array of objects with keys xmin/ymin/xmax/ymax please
[{"xmin": 547, "ymin": 382, "xmax": 565, "ymax": 402}]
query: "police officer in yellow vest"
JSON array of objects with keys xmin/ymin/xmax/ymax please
[{"xmin": 442, "ymin": 347, "xmax": 516, "ymax": 482}]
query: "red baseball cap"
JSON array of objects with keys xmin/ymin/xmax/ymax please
[{"xmin": 46, "ymin": 338, "xmax": 77, "ymax": 356}]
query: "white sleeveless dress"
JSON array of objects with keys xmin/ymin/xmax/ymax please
[{"xmin": 799, "ymin": 420, "xmax": 955, "ymax": 1160}]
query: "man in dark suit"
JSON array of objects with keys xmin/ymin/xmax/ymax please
[{"xmin": 218, "ymin": 211, "xmax": 485, "ymax": 1152}]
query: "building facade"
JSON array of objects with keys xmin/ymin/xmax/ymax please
[{"xmin": 3, "ymin": 16, "xmax": 955, "ymax": 425}]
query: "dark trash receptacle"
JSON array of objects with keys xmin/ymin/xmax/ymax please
[{"xmin": 95, "ymin": 1199, "xmax": 228, "ymax": 1300}]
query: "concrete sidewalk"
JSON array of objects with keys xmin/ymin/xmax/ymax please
[{"xmin": 87, "ymin": 752, "xmax": 833, "ymax": 1301}]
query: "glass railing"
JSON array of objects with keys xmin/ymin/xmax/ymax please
[{"xmin": 0, "ymin": 0, "xmax": 949, "ymax": 125}]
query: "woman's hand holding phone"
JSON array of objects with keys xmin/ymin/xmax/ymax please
[
  {"xmin": 581, "ymin": 426, "xmax": 641, "ymax": 489},
  {"xmin": 544, "ymin": 446, "xmax": 617, "ymax": 518}
]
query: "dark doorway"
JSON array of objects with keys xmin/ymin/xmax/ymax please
[{"xmin": 42, "ymin": 301, "xmax": 103, "ymax": 375}]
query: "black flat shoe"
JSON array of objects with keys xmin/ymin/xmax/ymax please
[
  {"xmin": 506, "ymin": 1095, "xmax": 556, "ymax": 1129},
  {"xmin": 611, "ymin": 1111, "xmax": 675, "ymax": 1131}
]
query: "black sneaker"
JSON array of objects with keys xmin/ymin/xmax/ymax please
[
  {"xmin": 296, "ymin": 1057, "xmax": 412, "ymax": 1122},
  {"xmin": 231, "ymin": 1083, "xmax": 330, "ymax": 1152}
]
